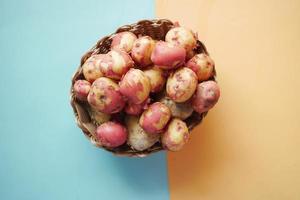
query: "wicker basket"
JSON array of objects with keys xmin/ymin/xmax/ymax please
[{"xmin": 70, "ymin": 19, "xmax": 215, "ymax": 157}]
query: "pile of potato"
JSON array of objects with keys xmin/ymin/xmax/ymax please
[{"xmin": 73, "ymin": 24, "xmax": 220, "ymax": 152}]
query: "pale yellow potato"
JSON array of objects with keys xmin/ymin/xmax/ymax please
[
  {"xmin": 161, "ymin": 118, "xmax": 189, "ymax": 151},
  {"xmin": 111, "ymin": 31, "xmax": 137, "ymax": 53},
  {"xmin": 87, "ymin": 77, "xmax": 125, "ymax": 114},
  {"xmin": 143, "ymin": 66, "xmax": 166, "ymax": 93},
  {"xmin": 126, "ymin": 116, "xmax": 160, "ymax": 151},
  {"xmin": 131, "ymin": 36, "xmax": 155, "ymax": 66},
  {"xmin": 166, "ymin": 67, "xmax": 198, "ymax": 102},
  {"xmin": 88, "ymin": 107, "xmax": 111, "ymax": 126},
  {"xmin": 165, "ymin": 27, "xmax": 197, "ymax": 52},
  {"xmin": 82, "ymin": 54, "xmax": 104, "ymax": 83},
  {"xmin": 159, "ymin": 97, "xmax": 193, "ymax": 120},
  {"xmin": 187, "ymin": 53, "xmax": 215, "ymax": 81}
]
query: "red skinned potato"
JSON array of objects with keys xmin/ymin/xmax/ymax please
[
  {"xmin": 73, "ymin": 80, "xmax": 91, "ymax": 101},
  {"xmin": 162, "ymin": 118, "xmax": 189, "ymax": 151},
  {"xmin": 192, "ymin": 80, "xmax": 220, "ymax": 113},
  {"xmin": 166, "ymin": 67, "xmax": 198, "ymax": 102},
  {"xmin": 143, "ymin": 66, "xmax": 166, "ymax": 93},
  {"xmin": 99, "ymin": 49, "xmax": 134, "ymax": 80},
  {"xmin": 131, "ymin": 36, "xmax": 155, "ymax": 67},
  {"xmin": 111, "ymin": 31, "xmax": 137, "ymax": 53},
  {"xmin": 82, "ymin": 54, "xmax": 104, "ymax": 83},
  {"xmin": 159, "ymin": 97, "xmax": 193, "ymax": 120},
  {"xmin": 119, "ymin": 69, "xmax": 151, "ymax": 104},
  {"xmin": 125, "ymin": 102, "xmax": 143, "ymax": 116},
  {"xmin": 125, "ymin": 98, "xmax": 150, "ymax": 116},
  {"xmin": 139, "ymin": 102, "xmax": 171, "ymax": 134},
  {"xmin": 151, "ymin": 41, "xmax": 186, "ymax": 69},
  {"xmin": 165, "ymin": 26, "xmax": 197, "ymax": 52},
  {"xmin": 96, "ymin": 121, "xmax": 127, "ymax": 148},
  {"xmin": 187, "ymin": 53, "xmax": 214, "ymax": 81},
  {"xmin": 87, "ymin": 77, "xmax": 125, "ymax": 114},
  {"xmin": 126, "ymin": 116, "xmax": 160, "ymax": 151}
]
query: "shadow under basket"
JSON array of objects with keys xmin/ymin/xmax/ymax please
[{"xmin": 70, "ymin": 19, "xmax": 216, "ymax": 157}]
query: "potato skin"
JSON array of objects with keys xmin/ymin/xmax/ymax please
[
  {"xmin": 161, "ymin": 118, "xmax": 189, "ymax": 151},
  {"xmin": 139, "ymin": 102, "xmax": 171, "ymax": 134},
  {"xmin": 111, "ymin": 31, "xmax": 137, "ymax": 53},
  {"xmin": 99, "ymin": 49, "xmax": 134, "ymax": 80},
  {"xmin": 143, "ymin": 66, "xmax": 166, "ymax": 93},
  {"xmin": 151, "ymin": 41, "xmax": 186, "ymax": 69},
  {"xmin": 192, "ymin": 80, "xmax": 220, "ymax": 113},
  {"xmin": 124, "ymin": 102, "xmax": 143, "ymax": 116},
  {"xmin": 159, "ymin": 97, "xmax": 193, "ymax": 120},
  {"xmin": 82, "ymin": 54, "xmax": 104, "ymax": 83},
  {"xmin": 87, "ymin": 77, "xmax": 125, "ymax": 114},
  {"xmin": 88, "ymin": 107, "xmax": 111, "ymax": 126},
  {"xmin": 187, "ymin": 53, "xmax": 214, "ymax": 81},
  {"xmin": 124, "ymin": 98, "xmax": 150, "ymax": 116},
  {"xmin": 119, "ymin": 68, "xmax": 151, "ymax": 104},
  {"xmin": 165, "ymin": 27, "xmax": 197, "ymax": 52},
  {"xmin": 73, "ymin": 80, "xmax": 91, "ymax": 101},
  {"xmin": 96, "ymin": 121, "xmax": 128, "ymax": 148},
  {"xmin": 126, "ymin": 116, "xmax": 159, "ymax": 151},
  {"xmin": 166, "ymin": 67, "xmax": 198, "ymax": 102},
  {"xmin": 131, "ymin": 36, "xmax": 155, "ymax": 67}
]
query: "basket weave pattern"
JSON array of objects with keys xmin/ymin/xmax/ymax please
[{"xmin": 70, "ymin": 19, "xmax": 214, "ymax": 157}]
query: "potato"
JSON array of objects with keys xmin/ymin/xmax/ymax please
[
  {"xmin": 187, "ymin": 53, "xmax": 214, "ymax": 81},
  {"xmin": 111, "ymin": 31, "xmax": 137, "ymax": 53},
  {"xmin": 124, "ymin": 98, "xmax": 150, "ymax": 115},
  {"xmin": 131, "ymin": 36, "xmax": 155, "ymax": 67},
  {"xmin": 143, "ymin": 66, "xmax": 166, "ymax": 93},
  {"xmin": 73, "ymin": 80, "xmax": 91, "ymax": 101},
  {"xmin": 192, "ymin": 80, "xmax": 220, "ymax": 113},
  {"xmin": 88, "ymin": 107, "xmax": 111, "ymax": 126},
  {"xmin": 159, "ymin": 97, "xmax": 193, "ymax": 120},
  {"xmin": 166, "ymin": 67, "xmax": 198, "ymax": 102},
  {"xmin": 82, "ymin": 54, "xmax": 104, "ymax": 83},
  {"xmin": 126, "ymin": 116, "xmax": 159, "ymax": 151},
  {"xmin": 99, "ymin": 49, "xmax": 134, "ymax": 80},
  {"xmin": 87, "ymin": 77, "xmax": 125, "ymax": 114},
  {"xmin": 151, "ymin": 41, "xmax": 186, "ymax": 69},
  {"xmin": 124, "ymin": 102, "xmax": 143, "ymax": 116},
  {"xmin": 119, "ymin": 68, "xmax": 151, "ymax": 104},
  {"xmin": 139, "ymin": 102, "xmax": 171, "ymax": 134},
  {"xmin": 165, "ymin": 27, "xmax": 197, "ymax": 52},
  {"xmin": 161, "ymin": 118, "xmax": 189, "ymax": 151},
  {"xmin": 96, "ymin": 121, "xmax": 127, "ymax": 148}
]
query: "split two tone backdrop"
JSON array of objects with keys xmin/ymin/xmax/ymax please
[{"xmin": 1, "ymin": 0, "xmax": 300, "ymax": 199}]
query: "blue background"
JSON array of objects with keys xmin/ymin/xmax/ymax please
[{"xmin": 0, "ymin": 0, "xmax": 169, "ymax": 199}]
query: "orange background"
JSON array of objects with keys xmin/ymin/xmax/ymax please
[{"xmin": 156, "ymin": 0, "xmax": 300, "ymax": 199}]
